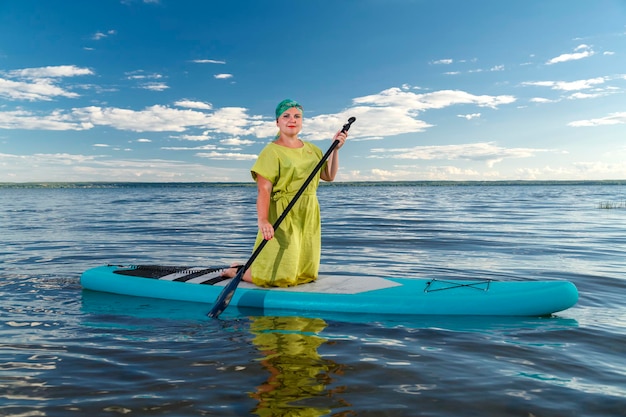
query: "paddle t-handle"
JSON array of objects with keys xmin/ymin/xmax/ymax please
[
  {"xmin": 342, "ymin": 117, "xmax": 356, "ymax": 134},
  {"xmin": 207, "ymin": 116, "xmax": 356, "ymax": 318}
]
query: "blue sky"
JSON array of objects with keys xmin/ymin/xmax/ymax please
[{"xmin": 1, "ymin": 0, "xmax": 625, "ymax": 182}]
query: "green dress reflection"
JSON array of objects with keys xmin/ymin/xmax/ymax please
[{"xmin": 248, "ymin": 316, "xmax": 348, "ymax": 417}]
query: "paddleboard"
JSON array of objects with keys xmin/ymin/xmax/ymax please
[{"xmin": 80, "ymin": 265, "xmax": 578, "ymax": 317}]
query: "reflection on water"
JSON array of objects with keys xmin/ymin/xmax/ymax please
[{"xmin": 248, "ymin": 316, "xmax": 349, "ymax": 417}]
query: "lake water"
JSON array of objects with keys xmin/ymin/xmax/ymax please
[{"xmin": 1, "ymin": 183, "xmax": 625, "ymax": 416}]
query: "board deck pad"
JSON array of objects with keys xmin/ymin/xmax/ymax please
[
  {"xmin": 227, "ymin": 274, "xmax": 403, "ymax": 294},
  {"xmin": 113, "ymin": 264, "xmax": 402, "ymax": 294},
  {"xmin": 114, "ymin": 265, "xmax": 229, "ymax": 285}
]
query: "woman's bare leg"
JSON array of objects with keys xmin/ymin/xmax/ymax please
[{"xmin": 221, "ymin": 263, "xmax": 253, "ymax": 283}]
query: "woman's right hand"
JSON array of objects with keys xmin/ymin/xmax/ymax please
[{"xmin": 258, "ymin": 220, "xmax": 274, "ymax": 240}]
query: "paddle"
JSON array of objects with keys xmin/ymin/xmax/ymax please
[{"xmin": 207, "ymin": 116, "xmax": 356, "ymax": 318}]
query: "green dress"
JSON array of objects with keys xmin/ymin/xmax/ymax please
[{"xmin": 250, "ymin": 141, "xmax": 325, "ymax": 287}]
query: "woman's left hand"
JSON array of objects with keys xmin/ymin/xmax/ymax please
[{"xmin": 333, "ymin": 130, "xmax": 348, "ymax": 150}]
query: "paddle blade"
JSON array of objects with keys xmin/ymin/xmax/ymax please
[{"xmin": 207, "ymin": 272, "xmax": 241, "ymax": 318}]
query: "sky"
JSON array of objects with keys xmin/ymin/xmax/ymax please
[{"xmin": 1, "ymin": 0, "xmax": 625, "ymax": 183}]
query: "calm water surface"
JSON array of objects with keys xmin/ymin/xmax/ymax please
[{"xmin": 1, "ymin": 184, "xmax": 625, "ymax": 416}]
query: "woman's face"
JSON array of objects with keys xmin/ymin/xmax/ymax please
[{"xmin": 276, "ymin": 107, "xmax": 303, "ymax": 136}]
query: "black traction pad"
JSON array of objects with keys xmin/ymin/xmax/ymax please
[{"xmin": 112, "ymin": 265, "xmax": 229, "ymax": 285}]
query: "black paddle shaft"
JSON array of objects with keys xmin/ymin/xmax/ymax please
[{"xmin": 207, "ymin": 117, "xmax": 356, "ymax": 318}]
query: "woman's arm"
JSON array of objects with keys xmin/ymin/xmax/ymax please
[
  {"xmin": 321, "ymin": 130, "xmax": 347, "ymax": 182},
  {"xmin": 256, "ymin": 174, "xmax": 275, "ymax": 240}
]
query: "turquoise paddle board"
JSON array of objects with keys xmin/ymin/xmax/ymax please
[{"xmin": 80, "ymin": 265, "xmax": 578, "ymax": 317}]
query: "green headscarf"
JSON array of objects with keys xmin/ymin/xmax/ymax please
[{"xmin": 275, "ymin": 99, "xmax": 303, "ymax": 120}]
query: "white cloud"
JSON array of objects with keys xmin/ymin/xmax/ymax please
[
  {"xmin": 567, "ymin": 92, "xmax": 603, "ymax": 100},
  {"xmin": 0, "ymin": 65, "xmax": 93, "ymax": 101},
  {"xmin": 173, "ymin": 133, "xmax": 213, "ymax": 141},
  {"xmin": 124, "ymin": 71, "xmax": 168, "ymax": 91},
  {"xmin": 522, "ymin": 77, "xmax": 606, "ymax": 91},
  {"xmin": 0, "ymin": 103, "xmax": 263, "ymax": 136},
  {"xmin": 514, "ymin": 162, "xmax": 626, "ymax": 180},
  {"xmin": 0, "ymin": 110, "xmax": 92, "ymax": 130},
  {"xmin": 121, "ymin": 0, "xmax": 160, "ymax": 6},
  {"xmin": 0, "ymin": 78, "xmax": 80, "ymax": 101},
  {"xmin": 202, "ymin": 107, "xmax": 258, "ymax": 136},
  {"xmin": 0, "ymin": 86, "xmax": 518, "ymax": 143},
  {"xmin": 71, "ymin": 105, "xmax": 211, "ymax": 132},
  {"xmin": 302, "ymin": 87, "xmax": 513, "ymax": 140},
  {"xmin": 138, "ymin": 82, "xmax": 169, "ymax": 91},
  {"xmin": 546, "ymin": 44, "xmax": 595, "ymax": 65},
  {"xmin": 458, "ymin": 113, "xmax": 481, "ymax": 120},
  {"xmin": 220, "ymin": 137, "xmax": 255, "ymax": 146},
  {"xmin": 0, "ymin": 152, "xmax": 98, "ymax": 168},
  {"xmin": 162, "ymin": 144, "xmax": 217, "ymax": 150},
  {"xmin": 126, "ymin": 71, "xmax": 163, "ymax": 80},
  {"xmin": 427, "ymin": 166, "xmax": 482, "ymax": 177},
  {"xmin": 530, "ymin": 97, "xmax": 557, "ymax": 103},
  {"xmin": 196, "ymin": 151, "xmax": 257, "ymax": 160},
  {"xmin": 432, "ymin": 59, "xmax": 453, "ymax": 65},
  {"xmin": 572, "ymin": 161, "xmax": 626, "ymax": 176},
  {"xmin": 303, "ymin": 105, "xmax": 432, "ymax": 142},
  {"xmin": 338, "ymin": 162, "xmax": 626, "ymax": 181},
  {"xmin": 92, "ymin": 30, "xmax": 116, "ymax": 40},
  {"xmin": 345, "ymin": 165, "xmax": 487, "ymax": 182},
  {"xmin": 568, "ymin": 112, "xmax": 626, "ymax": 127},
  {"xmin": 57, "ymin": 104, "xmax": 258, "ymax": 135},
  {"xmin": 0, "ymin": 152, "xmax": 249, "ymax": 182},
  {"xmin": 8, "ymin": 65, "xmax": 94, "ymax": 79},
  {"xmin": 174, "ymin": 100, "xmax": 213, "ymax": 110},
  {"xmin": 369, "ymin": 142, "xmax": 551, "ymax": 168},
  {"xmin": 353, "ymin": 87, "xmax": 516, "ymax": 111},
  {"xmin": 214, "ymin": 74, "xmax": 233, "ymax": 79},
  {"xmin": 191, "ymin": 59, "xmax": 226, "ymax": 64}
]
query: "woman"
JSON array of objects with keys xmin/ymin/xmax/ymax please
[{"xmin": 223, "ymin": 99, "xmax": 347, "ymax": 287}]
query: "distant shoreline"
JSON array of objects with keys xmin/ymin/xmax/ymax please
[{"xmin": 1, "ymin": 180, "xmax": 626, "ymax": 189}]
